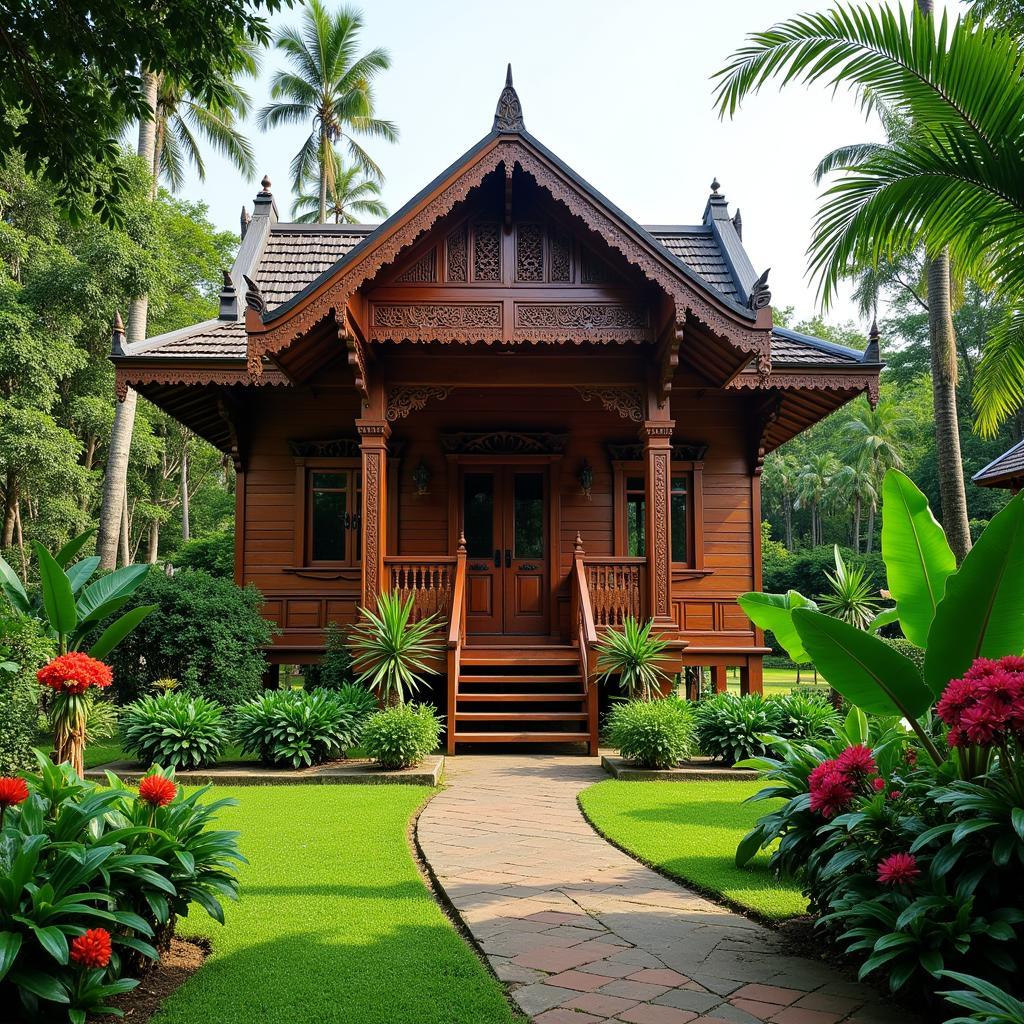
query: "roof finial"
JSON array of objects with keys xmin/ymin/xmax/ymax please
[
  {"xmin": 732, "ymin": 208, "xmax": 742, "ymax": 240},
  {"xmin": 863, "ymin": 317, "xmax": 881, "ymax": 363},
  {"xmin": 240, "ymin": 205, "xmax": 251, "ymax": 239},
  {"xmin": 259, "ymin": 175, "xmax": 272, "ymax": 196},
  {"xmin": 111, "ymin": 310, "xmax": 125, "ymax": 356},
  {"xmin": 710, "ymin": 177, "xmax": 721, "ymax": 195},
  {"xmin": 747, "ymin": 268, "xmax": 771, "ymax": 311},
  {"xmin": 493, "ymin": 63, "xmax": 525, "ymax": 133}
]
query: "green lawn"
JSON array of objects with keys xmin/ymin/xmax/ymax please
[
  {"xmin": 155, "ymin": 785, "xmax": 524, "ymax": 1024},
  {"xmin": 578, "ymin": 780, "xmax": 807, "ymax": 920},
  {"xmin": 83, "ymin": 741, "xmax": 262, "ymax": 769},
  {"xmin": 722, "ymin": 666, "xmax": 827, "ymax": 696}
]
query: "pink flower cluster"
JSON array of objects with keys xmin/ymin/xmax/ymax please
[
  {"xmin": 936, "ymin": 656, "xmax": 1024, "ymax": 748},
  {"xmin": 877, "ymin": 852, "xmax": 920, "ymax": 887},
  {"xmin": 808, "ymin": 745, "xmax": 877, "ymax": 818}
]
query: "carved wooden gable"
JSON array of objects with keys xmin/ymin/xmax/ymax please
[{"xmin": 362, "ymin": 173, "xmax": 656, "ymax": 346}]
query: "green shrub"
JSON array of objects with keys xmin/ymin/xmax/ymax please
[
  {"xmin": 694, "ymin": 693, "xmax": 784, "ymax": 763},
  {"xmin": 606, "ymin": 696, "xmax": 693, "ymax": 769},
  {"xmin": 304, "ymin": 621, "xmax": 355, "ymax": 690},
  {"xmin": 121, "ymin": 692, "xmax": 229, "ymax": 769},
  {"xmin": 104, "ymin": 569, "xmax": 275, "ymax": 705},
  {"xmin": 361, "ymin": 703, "xmax": 442, "ymax": 770},
  {"xmin": 772, "ymin": 691, "xmax": 840, "ymax": 740},
  {"xmin": 233, "ymin": 688, "xmax": 371, "ymax": 768},
  {"xmin": 172, "ymin": 529, "xmax": 235, "ymax": 577},
  {"xmin": 881, "ymin": 635, "xmax": 926, "ymax": 671},
  {"xmin": 0, "ymin": 615, "xmax": 53, "ymax": 773}
]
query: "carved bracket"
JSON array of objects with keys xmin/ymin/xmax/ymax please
[
  {"xmin": 752, "ymin": 396, "xmax": 782, "ymax": 477},
  {"xmin": 728, "ymin": 372, "xmax": 880, "ymax": 407},
  {"xmin": 657, "ymin": 322, "xmax": 684, "ymax": 404},
  {"xmin": 386, "ymin": 385, "xmax": 452, "ymax": 422},
  {"xmin": 575, "ymin": 386, "xmax": 644, "ymax": 422},
  {"xmin": 217, "ymin": 394, "xmax": 246, "ymax": 473}
]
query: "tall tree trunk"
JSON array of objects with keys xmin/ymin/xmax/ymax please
[
  {"xmin": 853, "ymin": 496, "xmax": 861, "ymax": 555},
  {"xmin": 318, "ymin": 130, "xmax": 328, "ymax": 224},
  {"xmin": 2, "ymin": 472, "xmax": 16, "ymax": 548},
  {"xmin": 97, "ymin": 71, "xmax": 158, "ymax": 569},
  {"xmin": 119, "ymin": 494, "xmax": 131, "ymax": 566},
  {"xmin": 783, "ymin": 498, "xmax": 793, "ymax": 551},
  {"xmin": 926, "ymin": 251, "xmax": 972, "ymax": 562},
  {"xmin": 147, "ymin": 520, "xmax": 160, "ymax": 563},
  {"xmin": 866, "ymin": 503, "xmax": 876, "ymax": 554},
  {"xmin": 181, "ymin": 438, "xmax": 190, "ymax": 542}
]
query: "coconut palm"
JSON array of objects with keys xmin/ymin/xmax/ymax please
[
  {"xmin": 796, "ymin": 454, "xmax": 839, "ymax": 547},
  {"xmin": 257, "ymin": 1, "xmax": 397, "ymax": 223},
  {"xmin": 291, "ymin": 158, "xmax": 388, "ymax": 224},
  {"xmin": 713, "ymin": 2, "xmax": 1024, "ymax": 560},
  {"xmin": 834, "ymin": 460, "xmax": 877, "ymax": 554}
]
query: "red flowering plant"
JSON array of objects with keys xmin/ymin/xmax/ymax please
[{"xmin": 37, "ymin": 651, "xmax": 113, "ymax": 778}]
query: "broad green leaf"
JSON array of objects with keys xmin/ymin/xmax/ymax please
[
  {"xmin": 867, "ymin": 608, "xmax": 899, "ymax": 632},
  {"xmin": 924, "ymin": 492, "xmax": 1024, "ymax": 696},
  {"xmin": 881, "ymin": 470, "xmax": 955, "ymax": 648},
  {"xmin": 88, "ymin": 605, "xmax": 157, "ymax": 660},
  {"xmin": 32, "ymin": 925, "xmax": 67, "ymax": 964},
  {"xmin": 735, "ymin": 826, "xmax": 766, "ymax": 868},
  {"xmin": 76, "ymin": 564, "xmax": 150, "ymax": 621},
  {"xmin": 0, "ymin": 555, "xmax": 30, "ymax": 615},
  {"xmin": 66, "ymin": 556, "xmax": 100, "ymax": 594},
  {"xmin": 0, "ymin": 931, "xmax": 22, "ymax": 982},
  {"xmin": 34, "ymin": 543, "xmax": 77, "ymax": 636},
  {"xmin": 738, "ymin": 591, "xmax": 818, "ymax": 664},
  {"xmin": 55, "ymin": 528, "xmax": 96, "ymax": 568},
  {"xmin": 8, "ymin": 967, "xmax": 70, "ymax": 1003},
  {"xmin": 842, "ymin": 707, "xmax": 869, "ymax": 746},
  {"xmin": 792, "ymin": 608, "xmax": 933, "ymax": 719}
]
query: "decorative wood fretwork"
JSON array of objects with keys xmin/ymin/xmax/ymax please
[
  {"xmin": 217, "ymin": 395, "xmax": 245, "ymax": 472},
  {"xmin": 516, "ymin": 222, "xmax": 544, "ymax": 282},
  {"xmin": 370, "ymin": 303, "xmax": 502, "ymax": 343},
  {"xmin": 586, "ymin": 560, "xmax": 644, "ymax": 626},
  {"xmin": 385, "ymin": 385, "xmax": 452, "ymax": 422},
  {"xmin": 395, "ymin": 248, "xmax": 436, "ymax": 283},
  {"xmin": 550, "ymin": 229, "xmax": 571, "ymax": 282},
  {"xmin": 493, "ymin": 64, "xmax": 526, "ymax": 132},
  {"xmin": 514, "ymin": 304, "xmax": 649, "ymax": 344},
  {"xmin": 752, "ymin": 396, "xmax": 782, "ymax": 477},
  {"xmin": 357, "ymin": 419, "xmax": 390, "ymax": 610},
  {"xmin": 641, "ymin": 418, "xmax": 675, "ymax": 622},
  {"xmin": 580, "ymin": 248, "xmax": 612, "ymax": 285},
  {"xmin": 657, "ymin": 323, "xmax": 684, "ymax": 403},
  {"xmin": 727, "ymin": 372, "xmax": 881, "ymax": 407},
  {"xmin": 386, "ymin": 558, "xmax": 455, "ymax": 622},
  {"xmin": 607, "ymin": 441, "xmax": 708, "ymax": 462},
  {"xmin": 747, "ymin": 268, "xmax": 771, "ymax": 310},
  {"xmin": 115, "ymin": 365, "xmax": 289, "ymax": 401},
  {"xmin": 439, "ymin": 431, "xmax": 568, "ymax": 455},
  {"xmin": 342, "ymin": 326, "xmax": 369, "ymax": 401},
  {"xmin": 473, "ymin": 221, "xmax": 500, "ymax": 281},
  {"xmin": 446, "ymin": 224, "xmax": 468, "ymax": 282},
  {"xmin": 288, "ymin": 437, "xmax": 361, "ymax": 458},
  {"xmin": 574, "ymin": 385, "xmax": 644, "ymax": 422},
  {"xmin": 245, "ymin": 139, "xmax": 772, "ymax": 374}
]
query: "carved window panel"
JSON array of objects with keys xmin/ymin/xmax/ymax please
[
  {"xmin": 581, "ymin": 247, "xmax": 613, "ymax": 284},
  {"xmin": 446, "ymin": 224, "xmax": 468, "ymax": 282},
  {"xmin": 549, "ymin": 229, "xmax": 571, "ymax": 282},
  {"xmin": 473, "ymin": 221, "xmax": 500, "ymax": 281},
  {"xmin": 395, "ymin": 247, "xmax": 436, "ymax": 283},
  {"xmin": 515, "ymin": 222, "xmax": 544, "ymax": 282}
]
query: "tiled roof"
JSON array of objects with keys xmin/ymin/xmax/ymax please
[
  {"xmin": 770, "ymin": 327, "xmax": 864, "ymax": 365},
  {"xmin": 648, "ymin": 228, "xmax": 740, "ymax": 301},
  {"xmin": 973, "ymin": 437, "xmax": 1024, "ymax": 487}
]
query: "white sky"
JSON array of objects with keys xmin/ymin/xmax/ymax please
[{"xmin": 176, "ymin": 0, "xmax": 962, "ymax": 327}]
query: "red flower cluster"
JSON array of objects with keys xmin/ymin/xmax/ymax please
[
  {"xmin": 877, "ymin": 852, "xmax": 920, "ymax": 887},
  {"xmin": 70, "ymin": 928, "xmax": 112, "ymax": 969},
  {"xmin": 37, "ymin": 652, "xmax": 113, "ymax": 695},
  {"xmin": 936, "ymin": 656, "xmax": 1024, "ymax": 748},
  {"xmin": 0, "ymin": 776, "xmax": 28, "ymax": 809},
  {"xmin": 139, "ymin": 775, "xmax": 177, "ymax": 807},
  {"xmin": 809, "ymin": 745, "xmax": 878, "ymax": 818}
]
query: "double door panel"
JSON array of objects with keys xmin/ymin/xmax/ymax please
[{"xmin": 462, "ymin": 467, "xmax": 548, "ymax": 635}]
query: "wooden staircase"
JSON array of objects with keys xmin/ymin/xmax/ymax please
[{"xmin": 449, "ymin": 644, "xmax": 595, "ymax": 752}]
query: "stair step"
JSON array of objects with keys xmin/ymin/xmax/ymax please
[
  {"xmin": 461, "ymin": 649, "xmax": 578, "ymax": 666},
  {"xmin": 458, "ymin": 674, "xmax": 582, "ymax": 685},
  {"xmin": 457, "ymin": 692, "xmax": 586, "ymax": 703},
  {"xmin": 455, "ymin": 711, "xmax": 589, "ymax": 722},
  {"xmin": 454, "ymin": 731, "xmax": 590, "ymax": 744}
]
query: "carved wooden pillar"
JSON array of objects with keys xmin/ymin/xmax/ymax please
[
  {"xmin": 357, "ymin": 418, "xmax": 390, "ymax": 611},
  {"xmin": 640, "ymin": 418, "xmax": 675, "ymax": 627}
]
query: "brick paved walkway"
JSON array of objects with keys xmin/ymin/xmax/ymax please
[{"xmin": 417, "ymin": 754, "xmax": 907, "ymax": 1024}]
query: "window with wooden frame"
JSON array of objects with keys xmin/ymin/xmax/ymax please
[
  {"xmin": 612, "ymin": 461, "xmax": 704, "ymax": 569},
  {"xmin": 293, "ymin": 460, "xmax": 362, "ymax": 567}
]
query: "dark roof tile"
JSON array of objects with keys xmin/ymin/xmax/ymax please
[{"xmin": 973, "ymin": 437, "xmax": 1024, "ymax": 487}]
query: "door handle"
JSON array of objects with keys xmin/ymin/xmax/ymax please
[
  {"xmin": 505, "ymin": 548, "xmax": 512, "ymax": 568},
  {"xmin": 494, "ymin": 549, "xmax": 501, "ymax": 568}
]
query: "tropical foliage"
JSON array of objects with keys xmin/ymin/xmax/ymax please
[
  {"xmin": 291, "ymin": 157, "xmax": 388, "ymax": 224},
  {"xmin": 594, "ymin": 616, "xmax": 673, "ymax": 701},
  {"xmin": 361, "ymin": 703, "xmax": 443, "ymax": 770},
  {"xmin": 120, "ymin": 692, "xmax": 229, "ymax": 769},
  {"xmin": 605, "ymin": 696, "xmax": 694, "ymax": 769}
]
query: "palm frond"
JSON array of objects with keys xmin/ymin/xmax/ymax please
[
  {"xmin": 812, "ymin": 142, "xmax": 886, "ymax": 185},
  {"xmin": 182, "ymin": 101, "xmax": 255, "ymax": 177},
  {"xmin": 973, "ymin": 307, "xmax": 1024, "ymax": 437}
]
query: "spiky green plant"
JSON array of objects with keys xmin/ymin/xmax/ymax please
[
  {"xmin": 817, "ymin": 545, "xmax": 882, "ymax": 629},
  {"xmin": 121, "ymin": 692, "xmax": 228, "ymax": 769},
  {"xmin": 349, "ymin": 593, "xmax": 443, "ymax": 705},
  {"xmin": 594, "ymin": 616, "xmax": 673, "ymax": 702}
]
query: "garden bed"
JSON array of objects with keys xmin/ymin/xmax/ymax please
[
  {"xmin": 105, "ymin": 937, "xmax": 210, "ymax": 1024},
  {"xmin": 84, "ymin": 754, "xmax": 445, "ymax": 786},
  {"xmin": 601, "ymin": 752, "xmax": 754, "ymax": 781}
]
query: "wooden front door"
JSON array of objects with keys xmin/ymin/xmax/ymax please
[{"xmin": 462, "ymin": 467, "xmax": 549, "ymax": 636}]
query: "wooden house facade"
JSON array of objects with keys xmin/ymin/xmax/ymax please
[{"xmin": 113, "ymin": 70, "xmax": 882, "ymax": 753}]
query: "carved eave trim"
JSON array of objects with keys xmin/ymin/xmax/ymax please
[
  {"xmin": 114, "ymin": 361, "xmax": 290, "ymax": 401},
  {"xmin": 727, "ymin": 370, "xmax": 880, "ymax": 407},
  {"xmin": 574, "ymin": 385, "xmax": 644, "ymax": 422},
  {"xmin": 386, "ymin": 385, "xmax": 452, "ymax": 422},
  {"xmin": 245, "ymin": 136, "xmax": 771, "ymax": 372}
]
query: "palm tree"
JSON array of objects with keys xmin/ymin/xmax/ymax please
[
  {"xmin": 834, "ymin": 460, "xmax": 876, "ymax": 554},
  {"xmin": 257, "ymin": 1, "xmax": 397, "ymax": 224},
  {"xmin": 841, "ymin": 399, "xmax": 909, "ymax": 551},
  {"xmin": 796, "ymin": 454, "xmax": 839, "ymax": 547},
  {"xmin": 291, "ymin": 158, "xmax": 388, "ymax": 224},
  {"xmin": 713, "ymin": 2, "xmax": 1024, "ymax": 561}
]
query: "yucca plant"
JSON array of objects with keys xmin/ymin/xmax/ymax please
[
  {"xmin": 349, "ymin": 593, "xmax": 443, "ymax": 705},
  {"xmin": 817, "ymin": 545, "xmax": 882, "ymax": 629},
  {"xmin": 120, "ymin": 692, "xmax": 229, "ymax": 769},
  {"xmin": 594, "ymin": 616, "xmax": 673, "ymax": 701}
]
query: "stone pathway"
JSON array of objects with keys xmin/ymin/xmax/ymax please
[{"xmin": 417, "ymin": 754, "xmax": 908, "ymax": 1024}]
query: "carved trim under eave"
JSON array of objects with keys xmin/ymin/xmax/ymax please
[
  {"xmin": 344, "ymin": 326, "xmax": 369, "ymax": 401},
  {"xmin": 245, "ymin": 138, "xmax": 771, "ymax": 371},
  {"xmin": 657, "ymin": 322, "xmax": 684, "ymax": 404},
  {"xmin": 440, "ymin": 431, "xmax": 568, "ymax": 455},
  {"xmin": 115, "ymin": 364, "xmax": 290, "ymax": 401},
  {"xmin": 727, "ymin": 372, "xmax": 881, "ymax": 406},
  {"xmin": 289, "ymin": 437, "xmax": 361, "ymax": 458},
  {"xmin": 386, "ymin": 385, "xmax": 452, "ymax": 422},
  {"xmin": 575, "ymin": 385, "xmax": 644, "ymax": 422}
]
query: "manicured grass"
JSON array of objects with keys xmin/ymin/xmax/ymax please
[
  {"xmin": 155, "ymin": 785, "xmax": 524, "ymax": 1024},
  {"xmin": 723, "ymin": 666, "xmax": 827, "ymax": 696},
  {"xmin": 578, "ymin": 779, "xmax": 807, "ymax": 920},
  {"xmin": 81, "ymin": 740, "xmax": 262, "ymax": 769}
]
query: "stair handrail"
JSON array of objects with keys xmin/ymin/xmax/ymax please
[
  {"xmin": 571, "ymin": 533, "xmax": 600, "ymax": 755},
  {"xmin": 446, "ymin": 534, "xmax": 468, "ymax": 754}
]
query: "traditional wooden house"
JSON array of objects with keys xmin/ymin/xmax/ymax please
[
  {"xmin": 112, "ymin": 69, "xmax": 881, "ymax": 753},
  {"xmin": 973, "ymin": 438, "xmax": 1024, "ymax": 494}
]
